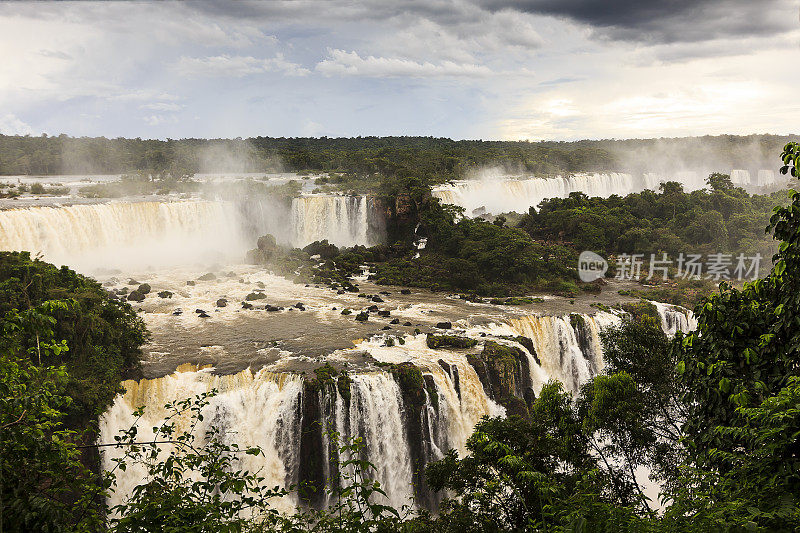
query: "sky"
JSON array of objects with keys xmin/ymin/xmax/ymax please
[{"xmin": 0, "ymin": 0, "xmax": 798, "ymax": 141}]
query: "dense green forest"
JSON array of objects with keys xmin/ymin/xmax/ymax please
[
  {"xmin": 0, "ymin": 133, "xmax": 794, "ymax": 180},
  {"xmin": 2, "ymin": 145, "xmax": 800, "ymax": 531}
]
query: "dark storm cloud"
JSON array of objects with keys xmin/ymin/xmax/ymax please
[{"xmin": 480, "ymin": 0, "xmax": 795, "ymax": 44}]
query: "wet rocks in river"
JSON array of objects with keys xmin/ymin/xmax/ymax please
[
  {"xmin": 198, "ymin": 273, "xmax": 216, "ymax": 281},
  {"xmin": 266, "ymin": 305, "xmax": 282, "ymax": 312},
  {"xmin": 401, "ymin": 289, "xmax": 412, "ymax": 295},
  {"xmin": 355, "ymin": 312, "xmax": 369, "ymax": 322},
  {"xmin": 137, "ymin": 283, "xmax": 151, "ymax": 294},
  {"xmin": 245, "ymin": 292, "xmax": 266, "ymax": 301},
  {"xmin": 371, "ymin": 296, "xmax": 384, "ymax": 303},
  {"xmin": 216, "ymin": 298, "xmax": 228, "ymax": 308},
  {"xmin": 435, "ymin": 321, "xmax": 452, "ymax": 330},
  {"xmin": 158, "ymin": 290, "xmax": 173, "ymax": 299},
  {"xmin": 294, "ymin": 302, "xmax": 306, "ymax": 311},
  {"xmin": 341, "ymin": 308, "xmax": 352, "ymax": 315},
  {"xmin": 367, "ymin": 305, "xmax": 379, "ymax": 312},
  {"xmin": 390, "ymin": 318, "xmax": 400, "ymax": 324},
  {"xmin": 382, "ymin": 326, "xmax": 391, "ymax": 330},
  {"xmin": 186, "ymin": 280, "xmax": 195, "ymax": 286},
  {"xmin": 404, "ymin": 322, "xmax": 412, "ymax": 326},
  {"xmin": 241, "ymin": 302, "xmax": 253, "ymax": 310},
  {"xmin": 377, "ymin": 310, "xmax": 391, "ymax": 317},
  {"xmin": 172, "ymin": 308, "xmax": 182, "ymax": 316},
  {"xmin": 198, "ymin": 311, "xmax": 211, "ymax": 318},
  {"xmin": 127, "ymin": 290, "xmax": 146, "ymax": 302}
]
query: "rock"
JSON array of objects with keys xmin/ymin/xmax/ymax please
[
  {"xmin": 367, "ymin": 305, "xmax": 379, "ymax": 312},
  {"xmin": 172, "ymin": 308, "xmax": 183, "ymax": 316},
  {"xmin": 382, "ymin": 326, "xmax": 391, "ymax": 330},
  {"xmin": 198, "ymin": 311, "xmax": 211, "ymax": 318},
  {"xmin": 257, "ymin": 234, "xmax": 277, "ymax": 251},
  {"xmin": 380, "ymin": 291, "xmax": 391, "ymax": 295},
  {"xmin": 216, "ymin": 298, "xmax": 228, "ymax": 307},
  {"xmin": 127, "ymin": 290, "xmax": 145, "ymax": 302},
  {"xmin": 245, "ymin": 292, "xmax": 267, "ymax": 301},
  {"xmin": 332, "ymin": 307, "xmax": 337, "ymax": 310},
  {"xmin": 355, "ymin": 312, "xmax": 369, "ymax": 322},
  {"xmin": 195, "ymin": 309, "xmax": 206, "ymax": 314},
  {"xmin": 241, "ymin": 302, "xmax": 253, "ymax": 310},
  {"xmin": 426, "ymin": 334, "xmax": 477, "ymax": 349},
  {"xmin": 337, "ymin": 290, "xmax": 345, "ymax": 294},
  {"xmin": 158, "ymin": 290, "xmax": 173, "ymax": 299},
  {"xmin": 436, "ymin": 321, "xmax": 452, "ymax": 330},
  {"xmin": 266, "ymin": 305, "xmax": 281, "ymax": 312},
  {"xmin": 127, "ymin": 279, "xmax": 139, "ymax": 285},
  {"xmin": 404, "ymin": 322, "xmax": 412, "ymax": 326},
  {"xmin": 341, "ymin": 309, "xmax": 352, "ymax": 315},
  {"xmin": 198, "ymin": 273, "xmax": 216, "ymax": 281},
  {"xmin": 377, "ymin": 310, "xmax": 391, "ymax": 317},
  {"xmin": 295, "ymin": 302, "xmax": 305, "ymax": 308},
  {"xmin": 186, "ymin": 280, "xmax": 196, "ymax": 286},
  {"xmin": 401, "ymin": 289, "xmax": 411, "ymax": 295},
  {"xmin": 256, "ymin": 282, "xmax": 265, "ymax": 289},
  {"xmin": 137, "ymin": 283, "xmax": 151, "ymax": 294},
  {"xmin": 390, "ymin": 318, "xmax": 400, "ymax": 324},
  {"xmin": 371, "ymin": 296, "xmax": 384, "ymax": 303}
]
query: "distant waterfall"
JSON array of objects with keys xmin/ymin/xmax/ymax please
[
  {"xmin": 651, "ymin": 301, "xmax": 697, "ymax": 336},
  {"xmin": 432, "ymin": 173, "xmax": 637, "ymax": 215},
  {"xmin": 432, "ymin": 169, "xmax": 780, "ymax": 215},
  {"xmin": 290, "ymin": 195, "xmax": 374, "ymax": 248}
]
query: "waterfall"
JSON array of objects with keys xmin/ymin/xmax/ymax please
[
  {"xmin": 757, "ymin": 170, "xmax": 776, "ymax": 187},
  {"xmin": 650, "ymin": 301, "xmax": 697, "ymax": 336},
  {"xmin": 431, "ymin": 168, "xmax": 779, "ymax": 216},
  {"xmin": 347, "ymin": 374, "xmax": 415, "ymax": 510},
  {"xmin": 0, "ymin": 195, "xmax": 380, "ymax": 269},
  {"xmin": 290, "ymin": 196, "xmax": 373, "ymax": 248},
  {"xmin": 494, "ymin": 312, "xmax": 621, "ymax": 393},
  {"xmin": 730, "ymin": 169, "xmax": 751, "ymax": 186},
  {"xmin": 98, "ymin": 366, "xmax": 304, "ymax": 515},
  {"xmin": 0, "ymin": 200, "xmax": 257, "ymax": 270}
]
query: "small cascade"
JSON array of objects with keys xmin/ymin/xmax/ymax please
[
  {"xmin": 290, "ymin": 195, "xmax": 374, "ymax": 248},
  {"xmin": 650, "ymin": 301, "xmax": 697, "ymax": 335}
]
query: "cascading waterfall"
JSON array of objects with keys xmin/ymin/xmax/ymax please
[
  {"xmin": 346, "ymin": 374, "xmax": 416, "ymax": 510},
  {"xmin": 290, "ymin": 196, "xmax": 373, "ymax": 248},
  {"xmin": 651, "ymin": 301, "xmax": 698, "ymax": 336},
  {"xmin": 98, "ymin": 366, "xmax": 305, "ymax": 515},
  {"xmin": 0, "ymin": 195, "xmax": 380, "ymax": 269},
  {"xmin": 505, "ymin": 312, "xmax": 620, "ymax": 393},
  {"xmin": 0, "ymin": 200, "xmax": 253, "ymax": 269}
]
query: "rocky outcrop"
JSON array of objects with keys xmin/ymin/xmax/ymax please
[
  {"xmin": 426, "ymin": 334, "xmax": 478, "ymax": 349},
  {"xmin": 468, "ymin": 341, "xmax": 535, "ymax": 418},
  {"xmin": 246, "ymin": 234, "xmax": 281, "ymax": 264}
]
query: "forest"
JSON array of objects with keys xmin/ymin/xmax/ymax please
[
  {"xmin": 1, "ymin": 144, "xmax": 799, "ymax": 531},
  {"xmin": 0, "ymin": 133, "xmax": 793, "ymax": 181}
]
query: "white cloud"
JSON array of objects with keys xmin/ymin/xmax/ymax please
[
  {"xmin": 316, "ymin": 48, "xmax": 494, "ymax": 78},
  {"xmin": 0, "ymin": 113, "xmax": 33, "ymax": 135},
  {"xmin": 175, "ymin": 54, "xmax": 310, "ymax": 78},
  {"xmin": 142, "ymin": 114, "xmax": 178, "ymax": 127},
  {"xmin": 139, "ymin": 102, "xmax": 184, "ymax": 111}
]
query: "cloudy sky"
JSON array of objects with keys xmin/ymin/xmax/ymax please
[{"xmin": 0, "ymin": 0, "xmax": 798, "ymax": 140}]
